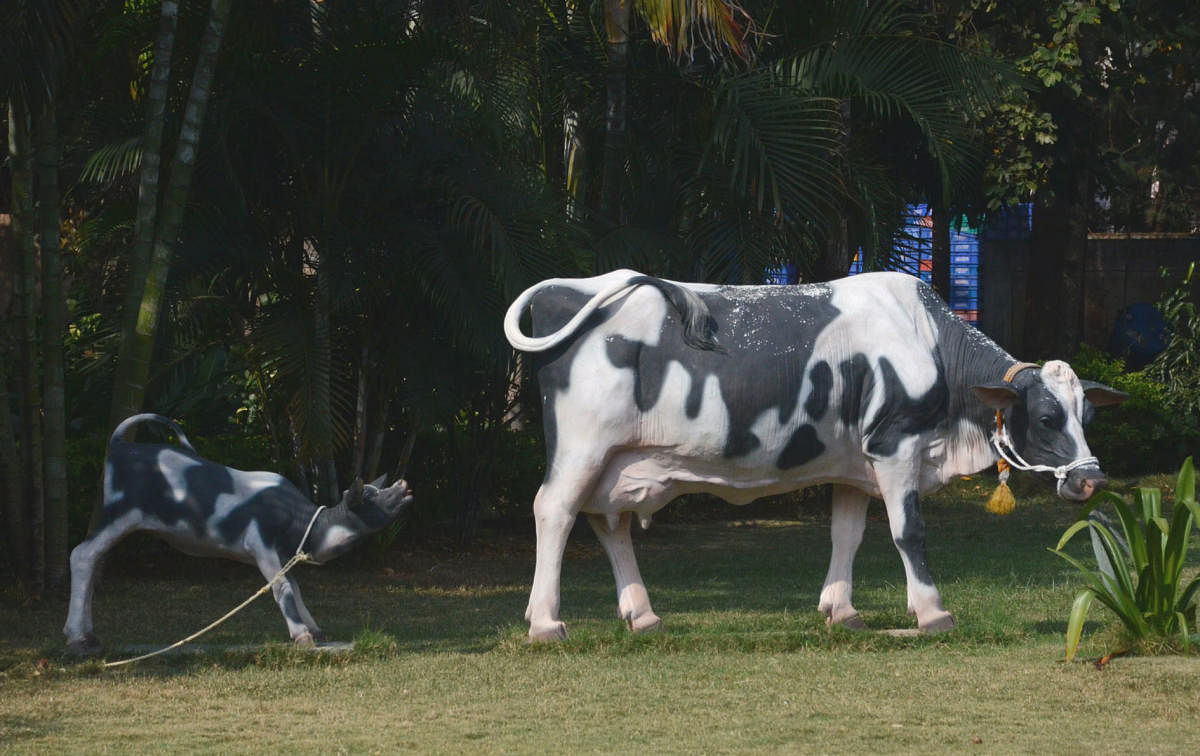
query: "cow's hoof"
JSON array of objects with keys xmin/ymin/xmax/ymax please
[
  {"xmin": 826, "ymin": 611, "xmax": 869, "ymax": 631},
  {"xmin": 528, "ymin": 620, "xmax": 568, "ymax": 643},
  {"xmin": 293, "ymin": 632, "xmax": 317, "ymax": 648},
  {"xmin": 628, "ymin": 612, "xmax": 663, "ymax": 634},
  {"xmin": 65, "ymin": 633, "xmax": 103, "ymax": 657},
  {"xmin": 918, "ymin": 611, "xmax": 956, "ymax": 633}
]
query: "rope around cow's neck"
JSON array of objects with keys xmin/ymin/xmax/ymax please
[{"xmin": 101, "ymin": 506, "xmax": 328, "ymax": 669}]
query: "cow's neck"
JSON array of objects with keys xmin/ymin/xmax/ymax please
[
  {"xmin": 935, "ymin": 312, "xmax": 1017, "ymax": 480},
  {"xmin": 306, "ymin": 505, "xmax": 367, "ymax": 562}
]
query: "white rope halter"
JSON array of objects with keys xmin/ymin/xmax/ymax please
[{"xmin": 989, "ymin": 362, "xmax": 1098, "ymax": 496}]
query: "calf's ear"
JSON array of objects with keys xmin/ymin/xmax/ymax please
[
  {"xmin": 1081, "ymin": 380, "xmax": 1128, "ymax": 407},
  {"xmin": 971, "ymin": 383, "xmax": 1020, "ymax": 410},
  {"xmin": 368, "ymin": 473, "xmax": 387, "ymax": 488}
]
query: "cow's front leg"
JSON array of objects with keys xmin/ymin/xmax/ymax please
[
  {"xmin": 587, "ymin": 512, "xmax": 661, "ymax": 634},
  {"xmin": 818, "ymin": 485, "xmax": 870, "ymax": 630},
  {"xmin": 880, "ymin": 486, "xmax": 954, "ymax": 632},
  {"xmin": 526, "ymin": 479, "xmax": 585, "ymax": 642},
  {"xmin": 63, "ymin": 511, "xmax": 142, "ymax": 655},
  {"xmin": 254, "ymin": 553, "xmax": 321, "ymax": 645},
  {"xmin": 873, "ymin": 460, "xmax": 955, "ymax": 632}
]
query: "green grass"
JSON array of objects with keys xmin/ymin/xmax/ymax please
[{"xmin": 3, "ymin": 476, "xmax": 1200, "ymax": 752}]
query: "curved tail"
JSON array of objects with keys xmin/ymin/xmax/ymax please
[
  {"xmin": 109, "ymin": 413, "xmax": 196, "ymax": 453},
  {"xmin": 503, "ymin": 272, "xmax": 719, "ymax": 353}
]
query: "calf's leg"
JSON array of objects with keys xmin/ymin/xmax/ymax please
[
  {"xmin": 63, "ymin": 511, "xmax": 143, "ymax": 655},
  {"xmin": 587, "ymin": 512, "xmax": 661, "ymax": 633},
  {"xmin": 818, "ymin": 485, "xmax": 870, "ymax": 630},
  {"xmin": 253, "ymin": 553, "xmax": 323, "ymax": 645}
]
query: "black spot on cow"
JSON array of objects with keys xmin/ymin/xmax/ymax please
[
  {"xmin": 864, "ymin": 356, "xmax": 950, "ymax": 457},
  {"xmin": 838, "ymin": 354, "xmax": 875, "ymax": 428},
  {"xmin": 1004, "ymin": 376, "xmax": 1080, "ymax": 467},
  {"xmin": 893, "ymin": 490, "xmax": 932, "ymax": 585},
  {"xmin": 600, "ymin": 285, "xmax": 841, "ymax": 459},
  {"xmin": 777, "ymin": 424, "xmax": 826, "ymax": 470},
  {"xmin": 805, "ymin": 361, "xmax": 833, "ymax": 421},
  {"xmin": 216, "ymin": 485, "xmax": 310, "ymax": 556}
]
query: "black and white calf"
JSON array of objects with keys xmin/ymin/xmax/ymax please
[
  {"xmin": 64, "ymin": 414, "xmax": 412, "ymax": 656},
  {"xmin": 504, "ymin": 270, "xmax": 1126, "ymax": 641}
]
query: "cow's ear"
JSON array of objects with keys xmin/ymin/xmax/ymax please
[
  {"xmin": 972, "ymin": 383, "xmax": 1020, "ymax": 410},
  {"xmin": 1081, "ymin": 381, "xmax": 1129, "ymax": 407}
]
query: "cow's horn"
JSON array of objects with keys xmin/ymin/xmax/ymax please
[{"xmin": 343, "ymin": 477, "xmax": 365, "ymax": 509}]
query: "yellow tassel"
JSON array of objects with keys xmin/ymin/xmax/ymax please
[{"xmin": 986, "ymin": 480, "xmax": 1016, "ymax": 515}]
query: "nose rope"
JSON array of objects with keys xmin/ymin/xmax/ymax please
[{"xmin": 990, "ymin": 423, "xmax": 1099, "ymax": 496}]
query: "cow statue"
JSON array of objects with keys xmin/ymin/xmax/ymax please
[
  {"xmin": 503, "ymin": 270, "xmax": 1126, "ymax": 640},
  {"xmin": 64, "ymin": 413, "xmax": 413, "ymax": 656}
]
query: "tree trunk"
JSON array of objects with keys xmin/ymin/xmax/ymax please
[
  {"xmin": 0, "ymin": 193, "xmax": 28, "ymax": 583},
  {"xmin": 35, "ymin": 99, "xmax": 70, "ymax": 590},
  {"xmin": 930, "ymin": 200, "xmax": 951, "ymax": 302},
  {"xmin": 600, "ymin": 0, "xmax": 630, "ymax": 223},
  {"xmin": 110, "ymin": 0, "xmax": 180, "ymax": 428},
  {"xmin": 9, "ymin": 94, "xmax": 45, "ymax": 594},
  {"xmin": 108, "ymin": 0, "xmax": 230, "ymax": 429}
]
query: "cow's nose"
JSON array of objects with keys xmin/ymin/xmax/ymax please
[{"xmin": 1068, "ymin": 468, "xmax": 1106, "ymax": 501}]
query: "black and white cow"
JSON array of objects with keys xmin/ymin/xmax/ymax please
[
  {"xmin": 64, "ymin": 414, "xmax": 413, "ymax": 656},
  {"xmin": 504, "ymin": 270, "xmax": 1125, "ymax": 641}
]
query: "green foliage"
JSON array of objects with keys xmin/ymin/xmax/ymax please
[
  {"xmin": 1070, "ymin": 344, "xmax": 1195, "ymax": 475},
  {"xmin": 1052, "ymin": 457, "xmax": 1200, "ymax": 661},
  {"xmin": 1146, "ymin": 263, "xmax": 1200, "ymax": 428}
]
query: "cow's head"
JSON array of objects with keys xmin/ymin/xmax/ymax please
[{"xmin": 972, "ymin": 360, "xmax": 1127, "ymax": 501}]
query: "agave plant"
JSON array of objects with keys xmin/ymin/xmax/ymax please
[{"xmin": 1052, "ymin": 457, "xmax": 1200, "ymax": 661}]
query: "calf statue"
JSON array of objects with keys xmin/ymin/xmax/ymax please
[
  {"xmin": 64, "ymin": 413, "xmax": 412, "ymax": 656},
  {"xmin": 504, "ymin": 270, "xmax": 1127, "ymax": 640}
]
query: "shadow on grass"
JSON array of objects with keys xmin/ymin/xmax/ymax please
[{"xmin": 1, "ymin": 476, "xmax": 1107, "ymax": 678}]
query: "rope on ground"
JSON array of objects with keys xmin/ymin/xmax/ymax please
[{"xmin": 102, "ymin": 506, "xmax": 327, "ymax": 669}]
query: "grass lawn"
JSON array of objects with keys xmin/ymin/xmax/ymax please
[{"xmin": 2, "ymin": 475, "xmax": 1199, "ymax": 752}]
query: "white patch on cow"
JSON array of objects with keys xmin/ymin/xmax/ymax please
[
  {"xmin": 1041, "ymin": 359, "xmax": 1095, "ymax": 459},
  {"xmin": 156, "ymin": 448, "xmax": 203, "ymax": 503},
  {"xmin": 315, "ymin": 524, "xmax": 356, "ymax": 554}
]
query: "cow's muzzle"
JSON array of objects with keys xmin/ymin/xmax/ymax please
[{"xmin": 1060, "ymin": 465, "xmax": 1106, "ymax": 501}]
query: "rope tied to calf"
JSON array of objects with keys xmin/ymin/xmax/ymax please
[{"xmin": 102, "ymin": 506, "xmax": 327, "ymax": 669}]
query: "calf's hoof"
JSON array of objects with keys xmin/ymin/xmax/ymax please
[
  {"xmin": 528, "ymin": 620, "xmax": 568, "ymax": 643},
  {"xmin": 917, "ymin": 611, "xmax": 956, "ymax": 633},
  {"xmin": 628, "ymin": 612, "xmax": 663, "ymax": 634},
  {"xmin": 293, "ymin": 632, "xmax": 317, "ymax": 649},
  {"xmin": 65, "ymin": 633, "xmax": 103, "ymax": 657}
]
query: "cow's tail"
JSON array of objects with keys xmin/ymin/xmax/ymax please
[
  {"xmin": 109, "ymin": 413, "xmax": 196, "ymax": 453},
  {"xmin": 503, "ymin": 272, "xmax": 718, "ymax": 353}
]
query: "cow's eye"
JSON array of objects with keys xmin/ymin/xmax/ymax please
[{"xmin": 1038, "ymin": 416, "xmax": 1054, "ymax": 428}]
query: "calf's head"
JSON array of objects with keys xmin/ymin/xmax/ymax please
[
  {"xmin": 973, "ymin": 360, "xmax": 1127, "ymax": 501},
  {"xmin": 311, "ymin": 476, "xmax": 413, "ymax": 561}
]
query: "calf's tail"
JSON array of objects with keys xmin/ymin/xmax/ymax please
[
  {"xmin": 109, "ymin": 413, "xmax": 196, "ymax": 453},
  {"xmin": 503, "ymin": 271, "xmax": 718, "ymax": 353}
]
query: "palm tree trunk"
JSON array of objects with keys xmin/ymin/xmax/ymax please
[
  {"xmin": 600, "ymin": 0, "xmax": 630, "ymax": 223},
  {"xmin": 110, "ymin": 0, "xmax": 181, "ymax": 428},
  {"xmin": 9, "ymin": 94, "xmax": 45, "ymax": 594},
  {"xmin": 109, "ymin": 0, "xmax": 230, "ymax": 429},
  {"xmin": 35, "ymin": 100, "xmax": 70, "ymax": 590}
]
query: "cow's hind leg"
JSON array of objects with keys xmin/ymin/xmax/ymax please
[
  {"xmin": 587, "ymin": 512, "xmax": 662, "ymax": 634},
  {"xmin": 63, "ymin": 511, "xmax": 142, "ymax": 655},
  {"xmin": 526, "ymin": 471, "xmax": 595, "ymax": 642},
  {"xmin": 818, "ymin": 485, "xmax": 870, "ymax": 630}
]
